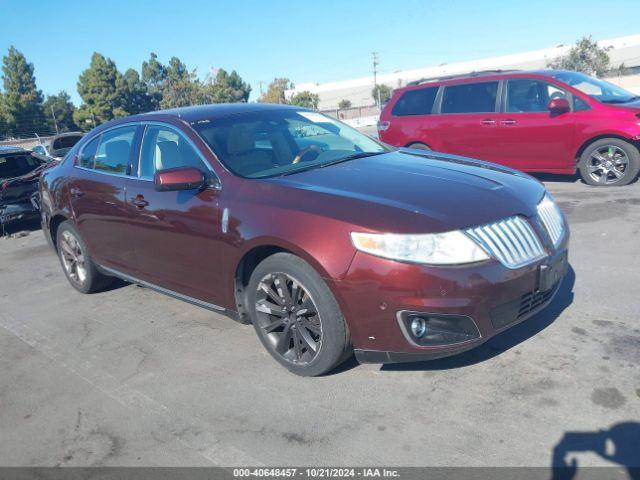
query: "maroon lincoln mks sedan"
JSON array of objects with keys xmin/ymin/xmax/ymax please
[{"xmin": 40, "ymin": 103, "xmax": 569, "ymax": 376}]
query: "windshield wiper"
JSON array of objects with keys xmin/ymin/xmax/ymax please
[
  {"xmin": 318, "ymin": 151, "xmax": 385, "ymax": 169},
  {"xmin": 280, "ymin": 151, "xmax": 385, "ymax": 177}
]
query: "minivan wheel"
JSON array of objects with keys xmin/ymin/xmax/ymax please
[
  {"xmin": 578, "ymin": 139, "xmax": 640, "ymax": 186},
  {"xmin": 56, "ymin": 221, "xmax": 113, "ymax": 293},
  {"xmin": 247, "ymin": 253, "xmax": 351, "ymax": 377},
  {"xmin": 407, "ymin": 142, "xmax": 431, "ymax": 151}
]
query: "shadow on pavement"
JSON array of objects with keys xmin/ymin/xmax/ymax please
[
  {"xmin": 531, "ymin": 173, "xmax": 581, "ymax": 184},
  {"xmin": 375, "ymin": 264, "xmax": 575, "ymax": 373},
  {"xmin": 551, "ymin": 422, "xmax": 640, "ymax": 479}
]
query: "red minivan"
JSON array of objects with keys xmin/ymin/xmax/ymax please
[{"xmin": 379, "ymin": 70, "xmax": 640, "ymax": 186}]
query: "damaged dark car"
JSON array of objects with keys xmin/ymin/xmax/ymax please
[{"xmin": 0, "ymin": 146, "xmax": 49, "ymax": 233}]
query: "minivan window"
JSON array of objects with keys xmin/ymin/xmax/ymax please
[
  {"xmin": 550, "ymin": 71, "xmax": 639, "ymax": 104},
  {"xmin": 78, "ymin": 136, "xmax": 100, "ymax": 168},
  {"xmin": 506, "ymin": 79, "xmax": 568, "ymax": 112},
  {"xmin": 392, "ymin": 87, "xmax": 438, "ymax": 116},
  {"xmin": 139, "ymin": 125, "xmax": 207, "ymax": 179},
  {"xmin": 441, "ymin": 81, "xmax": 499, "ymax": 114},
  {"xmin": 94, "ymin": 126, "xmax": 136, "ymax": 174}
]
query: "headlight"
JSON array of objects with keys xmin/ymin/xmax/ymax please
[{"xmin": 350, "ymin": 230, "xmax": 490, "ymax": 265}]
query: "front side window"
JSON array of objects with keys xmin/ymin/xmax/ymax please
[
  {"xmin": 441, "ymin": 81, "xmax": 499, "ymax": 114},
  {"xmin": 392, "ymin": 87, "xmax": 438, "ymax": 116},
  {"xmin": 94, "ymin": 126, "xmax": 136, "ymax": 174},
  {"xmin": 139, "ymin": 125, "xmax": 207, "ymax": 179},
  {"xmin": 506, "ymin": 79, "xmax": 569, "ymax": 112},
  {"xmin": 192, "ymin": 110, "xmax": 388, "ymax": 179}
]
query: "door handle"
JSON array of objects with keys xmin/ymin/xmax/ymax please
[
  {"xmin": 70, "ymin": 187, "xmax": 84, "ymax": 198},
  {"xmin": 480, "ymin": 119, "xmax": 496, "ymax": 125},
  {"xmin": 501, "ymin": 119, "xmax": 517, "ymax": 125},
  {"xmin": 131, "ymin": 195, "xmax": 149, "ymax": 209}
]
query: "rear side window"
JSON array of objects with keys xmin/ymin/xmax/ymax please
[
  {"xmin": 94, "ymin": 126, "xmax": 137, "ymax": 174},
  {"xmin": 78, "ymin": 136, "xmax": 100, "ymax": 168},
  {"xmin": 392, "ymin": 87, "xmax": 438, "ymax": 116},
  {"xmin": 441, "ymin": 81, "xmax": 499, "ymax": 114}
]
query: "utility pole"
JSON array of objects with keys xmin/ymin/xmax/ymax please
[
  {"xmin": 50, "ymin": 105, "xmax": 59, "ymax": 135},
  {"xmin": 372, "ymin": 52, "xmax": 381, "ymax": 110}
]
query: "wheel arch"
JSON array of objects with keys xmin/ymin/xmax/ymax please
[
  {"xmin": 49, "ymin": 213, "xmax": 70, "ymax": 249},
  {"xmin": 575, "ymin": 134, "xmax": 639, "ymax": 163},
  {"xmin": 231, "ymin": 236, "xmax": 352, "ymax": 325}
]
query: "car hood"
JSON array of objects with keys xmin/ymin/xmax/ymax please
[{"xmin": 264, "ymin": 150, "xmax": 546, "ymax": 233}]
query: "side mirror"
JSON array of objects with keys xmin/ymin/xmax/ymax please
[
  {"xmin": 154, "ymin": 167, "xmax": 205, "ymax": 192},
  {"xmin": 548, "ymin": 98, "xmax": 570, "ymax": 115}
]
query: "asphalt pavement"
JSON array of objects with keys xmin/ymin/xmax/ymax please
[{"xmin": 0, "ymin": 176, "xmax": 639, "ymax": 469}]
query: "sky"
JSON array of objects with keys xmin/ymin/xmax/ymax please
[{"xmin": 1, "ymin": 0, "xmax": 639, "ymax": 104}]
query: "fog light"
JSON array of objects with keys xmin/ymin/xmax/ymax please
[{"xmin": 410, "ymin": 317, "xmax": 427, "ymax": 338}]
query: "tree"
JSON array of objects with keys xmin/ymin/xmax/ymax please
[
  {"xmin": 199, "ymin": 68, "xmax": 251, "ymax": 104},
  {"xmin": 290, "ymin": 90, "xmax": 320, "ymax": 109},
  {"xmin": 259, "ymin": 78, "xmax": 293, "ymax": 104},
  {"xmin": 371, "ymin": 84, "xmax": 392, "ymax": 106},
  {"xmin": 160, "ymin": 56, "xmax": 198, "ymax": 109},
  {"xmin": 1, "ymin": 46, "xmax": 46, "ymax": 137},
  {"xmin": 74, "ymin": 52, "xmax": 126, "ymax": 128},
  {"xmin": 338, "ymin": 99, "xmax": 352, "ymax": 109},
  {"xmin": 548, "ymin": 36, "xmax": 611, "ymax": 77},
  {"xmin": 43, "ymin": 91, "xmax": 77, "ymax": 132},
  {"xmin": 141, "ymin": 52, "xmax": 165, "ymax": 110},
  {"xmin": 120, "ymin": 68, "xmax": 153, "ymax": 115}
]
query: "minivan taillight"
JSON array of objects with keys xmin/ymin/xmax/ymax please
[{"xmin": 377, "ymin": 121, "xmax": 390, "ymax": 132}]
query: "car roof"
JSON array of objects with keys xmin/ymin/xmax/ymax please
[
  {"xmin": 141, "ymin": 102, "xmax": 307, "ymax": 123},
  {"xmin": 0, "ymin": 145, "xmax": 26, "ymax": 156},
  {"xmin": 403, "ymin": 69, "xmax": 571, "ymax": 89}
]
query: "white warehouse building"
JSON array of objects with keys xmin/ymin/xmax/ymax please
[{"xmin": 288, "ymin": 34, "xmax": 640, "ymax": 111}]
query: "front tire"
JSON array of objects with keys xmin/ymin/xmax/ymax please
[
  {"xmin": 56, "ymin": 221, "xmax": 113, "ymax": 293},
  {"xmin": 407, "ymin": 142, "xmax": 431, "ymax": 151},
  {"xmin": 247, "ymin": 253, "xmax": 351, "ymax": 376},
  {"xmin": 578, "ymin": 138, "xmax": 640, "ymax": 186}
]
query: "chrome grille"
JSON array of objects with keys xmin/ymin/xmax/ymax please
[
  {"xmin": 537, "ymin": 197, "xmax": 564, "ymax": 247},
  {"xmin": 465, "ymin": 216, "xmax": 547, "ymax": 269}
]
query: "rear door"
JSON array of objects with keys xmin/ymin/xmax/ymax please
[
  {"xmin": 382, "ymin": 86, "xmax": 439, "ymax": 147},
  {"xmin": 495, "ymin": 78, "xmax": 576, "ymax": 171},
  {"xmin": 69, "ymin": 125, "xmax": 139, "ymax": 272},
  {"xmin": 434, "ymin": 80, "xmax": 504, "ymax": 163},
  {"xmin": 123, "ymin": 123, "xmax": 224, "ymax": 305}
]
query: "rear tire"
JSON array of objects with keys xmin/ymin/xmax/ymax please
[
  {"xmin": 56, "ymin": 221, "xmax": 113, "ymax": 293},
  {"xmin": 578, "ymin": 138, "xmax": 640, "ymax": 186},
  {"xmin": 247, "ymin": 253, "xmax": 351, "ymax": 377}
]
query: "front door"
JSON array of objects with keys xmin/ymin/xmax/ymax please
[
  {"xmin": 495, "ymin": 79, "xmax": 576, "ymax": 171},
  {"xmin": 123, "ymin": 124, "xmax": 224, "ymax": 305},
  {"xmin": 69, "ymin": 125, "xmax": 138, "ymax": 272}
]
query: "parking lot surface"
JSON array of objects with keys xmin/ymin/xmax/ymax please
[{"xmin": 1, "ymin": 178, "xmax": 639, "ymax": 468}]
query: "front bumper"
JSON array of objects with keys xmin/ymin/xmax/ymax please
[
  {"xmin": 335, "ymin": 238, "xmax": 569, "ymax": 363},
  {"xmin": 0, "ymin": 200, "xmax": 39, "ymax": 227}
]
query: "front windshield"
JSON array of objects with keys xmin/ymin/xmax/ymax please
[
  {"xmin": 191, "ymin": 109, "xmax": 388, "ymax": 178},
  {"xmin": 550, "ymin": 71, "xmax": 638, "ymax": 104}
]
